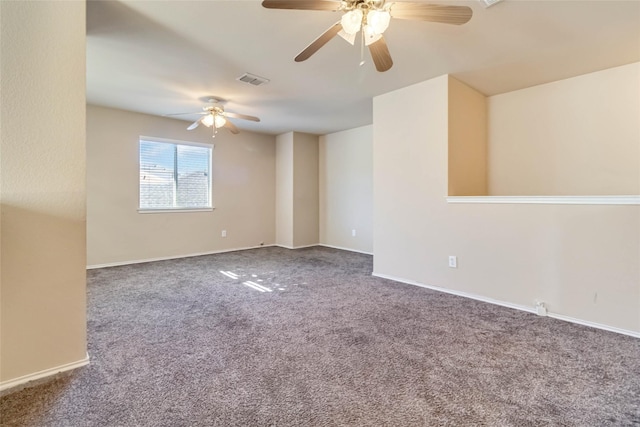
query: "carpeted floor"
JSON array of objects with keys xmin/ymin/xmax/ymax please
[{"xmin": 1, "ymin": 246, "xmax": 639, "ymax": 426}]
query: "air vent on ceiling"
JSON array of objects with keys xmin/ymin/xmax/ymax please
[
  {"xmin": 236, "ymin": 73, "xmax": 270, "ymax": 86},
  {"xmin": 479, "ymin": 0, "xmax": 503, "ymax": 7}
]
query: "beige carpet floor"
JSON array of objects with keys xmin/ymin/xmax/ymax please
[{"xmin": 1, "ymin": 246, "xmax": 639, "ymax": 426}]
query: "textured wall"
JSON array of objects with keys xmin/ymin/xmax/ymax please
[
  {"xmin": 275, "ymin": 132, "xmax": 319, "ymax": 249},
  {"xmin": 292, "ymin": 133, "xmax": 319, "ymax": 248},
  {"xmin": 86, "ymin": 105, "xmax": 276, "ymax": 266},
  {"xmin": 319, "ymin": 126, "xmax": 373, "ymax": 253},
  {"xmin": 276, "ymin": 132, "xmax": 294, "ymax": 248},
  {"xmin": 448, "ymin": 77, "xmax": 488, "ymax": 196},
  {"xmin": 488, "ymin": 62, "xmax": 640, "ymax": 196},
  {"xmin": 373, "ymin": 74, "xmax": 640, "ymax": 334},
  {"xmin": 1, "ymin": 1, "xmax": 87, "ymax": 382}
]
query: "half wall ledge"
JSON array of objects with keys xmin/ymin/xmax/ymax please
[{"xmin": 446, "ymin": 196, "xmax": 640, "ymax": 205}]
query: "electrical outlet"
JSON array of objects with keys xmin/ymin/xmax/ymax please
[
  {"xmin": 221, "ymin": 230, "xmax": 227, "ymax": 238},
  {"xmin": 352, "ymin": 229, "xmax": 356, "ymax": 237},
  {"xmin": 535, "ymin": 301, "xmax": 547, "ymax": 316},
  {"xmin": 448, "ymin": 256, "xmax": 457, "ymax": 268}
]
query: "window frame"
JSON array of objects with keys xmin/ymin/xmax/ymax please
[{"xmin": 138, "ymin": 136, "xmax": 214, "ymax": 213}]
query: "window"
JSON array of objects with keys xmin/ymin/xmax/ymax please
[{"xmin": 139, "ymin": 137, "xmax": 212, "ymax": 211}]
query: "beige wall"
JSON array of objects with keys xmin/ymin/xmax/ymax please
[
  {"xmin": 292, "ymin": 133, "xmax": 319, "ymax": 248},
  {"xmin": 373, "ymin": 76, "xmax": 449, "ymax": 281},
  {"xmin": 275, "ymin": 133, "xmax": 294, "ymax": 247},
  {"xmin": 448, "ymin": 77, "xmax": 488, "ymax": 196},
  {"xmin": 319, "ymin": 126, "xmax": 373, "ymax": 253},
  {"xmin": 87, "ymin": 105, "xmax": 275, "ymax": 266},
  {"xmin": 1, "ymin": 1, "xmax": 87, "ymax": 382},
  {"xmin": 373, "ymin": 74, "xmax": 640, "ymax": 334},
  {"xmin": 488, "ymin": 62, "xmax": 640, "ymax": 196},
  {"xmin": 275, "ymin": 132, "xmax": 319, "ymax": 248}
]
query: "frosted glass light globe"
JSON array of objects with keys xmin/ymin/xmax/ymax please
[
  {"xmin": 202, "ymin": 114, "xmax": 214, "ymax": 127},
  {"xmin": 214, "ymin": 114, "xmax": 227, "ymax": 128},
  {"xmin": 367, "ymin": 10, "xmax": 390, "ymax": 35},
  {"xmin": 341, "ymin": 9, "xmax": 363, "ymax": 34}
]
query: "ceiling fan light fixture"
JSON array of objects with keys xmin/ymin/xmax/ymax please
[
  {"xmin": 363, "ymin": 26, "xmax": 382, "ymax": 46},
  {"xmin": 172, "ymin": 99, "xmax": 258, "ymax": 135},
  {"xmin": 214, "ymin": 114, "xmax": 227, "ymax": 128},
  {"xmin": 341, "ymin": 9, "xmax": 363, "ymax": 34},
  {"xmin": 367, "ymin": 9, "xmax": 390, "ymax": 35},
  {"xmin": 201, "ymin": 114, "xmax": 214, "ymax": 127},
  {"xmin": 338, "ymin": 29, "xmax": 357, "ymax": 45},
  {"xmin": 479, "ymin": 0, "xmax": 503, "ymax": 8},
  {"xmin": 262, "ymin": 0, "xmax": 473, "ymax": 73}
]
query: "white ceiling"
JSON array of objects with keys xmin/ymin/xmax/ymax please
[{"xmin": 86, "ymin": 0, "xmax": 640, "ymax": 135}]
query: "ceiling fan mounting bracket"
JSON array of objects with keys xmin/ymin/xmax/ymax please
[
  {"xmin": 344, "ymin": 0, "xmax": 386, "ymax": 12},
  {"xmin": 198, "ymin": 95, "xmax": 227, "ymax": 105},
  {"xmin": 202, "ymin": 105, "xmax": 225, "ymax": 115}
]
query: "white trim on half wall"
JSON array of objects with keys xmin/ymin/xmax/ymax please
[{"xmin": 446, "ymin": 195, "xmax": 640, "ymax": 205}]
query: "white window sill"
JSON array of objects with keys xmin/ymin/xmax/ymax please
[
  {"xmin": 138, "ymin": 207, "xmax": 215, "ymax": 214},
  {"xmin": 446, "ymin": 196, "xmax": 640, "ymax": 205}
]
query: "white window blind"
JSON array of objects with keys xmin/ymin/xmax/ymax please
[{"xmin": 139, "ymin": 137, "xmax": 212, "ymax": 211}]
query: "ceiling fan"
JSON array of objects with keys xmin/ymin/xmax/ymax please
[
  {"xmin": 262, "ymin": 0, "xmax": 473, "ymax": 72},
  {"xmin": 167, "ymin": 98, "xmax": 260, "ymax": 137}
]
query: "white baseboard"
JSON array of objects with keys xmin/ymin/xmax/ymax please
[
  {"xmin": 318, "ymin": 244, "xmax": 373, "ymax": 256},
  {"xmin": 373, "ymin": 272, "xmax": 535, "ymax": 314},
  {"xmin": 546, "ymin": 312, "xmax": 640, "ymax": 338},
  {"xmin": 88, "ymin": 244, "xmax": 373, "ymax": 269},
  {"xmin": 87, "ymin": 244, "xmax": 275, "ymax": 269},
  {"xmin": 0, "ymin": 353, "xmax": 90, "ymax": 392},
  {"xmin": 372, "ymin": 272, "xmax": 640, "ymax": 339},
  {"xmin": 276, "ymin": 243, "xmax": 374, "ymax": 255},
  {"xmin": 273, "ymin": 244, "xmax": 319, "ymax": 250}
]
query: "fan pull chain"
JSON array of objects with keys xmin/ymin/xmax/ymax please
[{"xmin": 359, "ymin": 31, "xmax": 365, "ymax": 66}]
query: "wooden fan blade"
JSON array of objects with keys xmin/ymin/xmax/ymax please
[
  {"xmin": 262, "ymin": 0, "xmax": 342, "ymax": 11},
  {"xmin": 389, "ymin": 3, "xmax": 472, "ymax": 25},
  {"xmin": 368, "ymin": 37, "xmax": 393, "ymax": 72},
  {"xmin": 187, "ymin": 117, "xmax": 203, "ymax": 130},
  {"xmin": 224, "ymin": 120, "xmax": 239, "ymax": 134},
  {"xmin": 295, "ymin": 21, "xmax": 343, "ymax": 62},
  {"xmin": 225, "ymin": 112, "xmax": 260, "ymax": 122}
]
